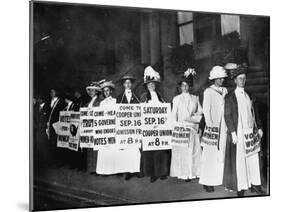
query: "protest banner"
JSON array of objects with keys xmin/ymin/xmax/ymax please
[
  {"xmin": 68, "ymin": 112, "xmax": 80, "ymax": 151},
  {"xmin": 115, "ymin": 104, "xmax": 142, "ymax": 149},
  {"xmin": 93, "ymin": 105, "xmax": 116, "ymax": 150},
  {"xmin": 171, "ymin": 122, "xmax": 192, "ymax": 147},
  {"xmin": 141, "ymin": 103, "xmax": 172, "ymax": 151},
  {"xmin": 79, "ymin": 107, "xmax": 95, "ymax": 148},
  {"xmin": 243, "ymin": 128, "xmax": 261, "ymax": 157},
  {"xmin": 201, "ymin": 125, "xmax": 220, "ymax": 147},
  {"xmin": 55, "ymin": 111, "xmax": 71, "ymax": 148}
]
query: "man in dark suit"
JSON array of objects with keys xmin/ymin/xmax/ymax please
[
  {"xmin": 44, "ymin": 89, "xmax": 66, "ymax": 163},
  {"xmin": 223, "ymin": 63, "xmax": 266, "ymax": 196}
]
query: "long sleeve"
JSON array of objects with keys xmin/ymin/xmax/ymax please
[
  {"xmin": 202, "ymin": 89, "xmax": 212, "ymax": 126},
  {"xmin": 190, "ymin": 96, "xmax": 203, "ymax": 123},
  {"xmin": 252, "ymin": 95, "xmax": 263, "ymax": 130},
  {"xmin": 224, "ymin": 94, "xmax": 236, "ymax": 134},
  {"xmin": 171, "ymin": 97, "xmax": 179, "ymax": 123}
]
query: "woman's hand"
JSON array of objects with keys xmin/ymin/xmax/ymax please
[{"xmin": 231, "ymin": 132, "xmax": 238, "ymax": 144}]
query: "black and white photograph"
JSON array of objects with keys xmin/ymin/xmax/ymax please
[{"xmin": 29, "ymin": 0, "xmax": 270, "ymax": 211}]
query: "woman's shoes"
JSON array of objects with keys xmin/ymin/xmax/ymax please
[
  {"xmin": 150, "ymin": 176, "xmax": 158, "ymax": 183},
  {"xmin": 203, "ymin": 185, "xmax": 214, "ymax": 192},
  {"xmin": 125, "ymin": 173, "xmax": 134, "ymax": 181},
  {"xmin": 250, "ymin": 185, "xmax": 266, "ymax": 195},
  {"xmin": 237, "ymin": 190, "xmax": 245, "ymax": 197}
]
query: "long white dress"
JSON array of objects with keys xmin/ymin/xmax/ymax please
[
  {"xmin": 235, "ymin": 87, "xmax": 261, "ymax": 191},
  {"xmin": 170, "ymin": 93, "xmax": 202, "ymax": 180},
  {"xmin": 199, "ymin": 85, "xmax": 228, "ymax": 186},
  {"xmin": 96, "ymin": 96, "xmax": 141, "ymax": 175}
]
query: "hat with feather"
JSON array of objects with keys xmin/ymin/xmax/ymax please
[
  {"xmin": 86, "ymin": 81, "xmax": 102, "ymax": 93},
  {"xmin": 143, "ymin": 66, "xmax": 161, "ymax": 85},
  {"xmin": 178, "ymin": 68, "xmax": 196, "ymax": 87}
]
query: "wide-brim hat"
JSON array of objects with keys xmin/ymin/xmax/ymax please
[
  {"xmin": 226, "ymin": 63, "xmax": 248, "ymax": 79},
  {"xmin": 119, "ymin": 75, "xmax": 136, "ymax": 83},
  {"xmin": 100, "ymin": 80, "xmax": 115, "ymax": 89},
  {"xmin": 143, "ymin": 66, "xmax": 161, "ymax": 85},
  {"xmin": 86, "ymin": 82, "xmax": 102, "ymax": 93},
  {"xmin": 209, "ymin": 66, "xmax": 228, "ymax": 80}
]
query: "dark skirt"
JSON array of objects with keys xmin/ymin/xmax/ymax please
[
  {"xmin": 141, "ymin": 150, "xmax": 171, "ymax": 177},
  {"xmin": 86, "ymin": 149, "xmax": 98, "ymax": 173},
  {"xmin": 223, "ymin": 133, "xmax": 238, "ymax": 191}
]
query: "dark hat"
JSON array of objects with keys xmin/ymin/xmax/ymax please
[
  {"xmin": 119, "ymin": 75, "xmax": 136, "ymax": 83},
  {"xmin": 178, "ymin": 68, "xmax": 196, "ymax": 87},
  {"xmin": 225, "ymin": 63, "xmax": 248, "ymax": 79}
]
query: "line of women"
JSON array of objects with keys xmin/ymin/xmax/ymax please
[{"xmin": 80, "ymin": 64, "xmax": 266, "ymax": 196}]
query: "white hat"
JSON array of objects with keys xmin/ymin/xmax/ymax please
[
  {"xmin": 224, "ymin": 63, "xmax": 238, "ymax": 70},
  {"xmin": 143, "ymin": 66, "xmax": 161, "ymax": 84},
  {"xmin": 100, "ymin": 80, "xmax": 115, "ymax": 89},
  {"xmin": 208, "ymin": 66, "xmax": 228, "ymax": 80}
]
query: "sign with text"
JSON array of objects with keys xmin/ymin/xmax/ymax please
[
  {"xmin": 56, "ymin": 111, "xmax": 71, "ymax": 148},
  {"xmin": 115, "ymin": 104, "xmax": 142, "ymax": 149},
  {"xmin": 201, "ymin": 125, "xmax": 220, "ymax": 147},
  {"xmin": 68, "ymin": 112, "xmax": 80, "ymax": 151},
  {"xmin": 93, "ymin": 106, "xmax": 116, "ymax": 150},
  {"xmin": 243, "ymin": 128, "xmax": 261, "ymax": 157},
  {"xmin": 141, "ymin": 103, "xmax": 172, "ymax": 151},
  {"xmin": 79, "ymin": 108, "xmax": 94, "ymax": 148},
  {"xmin": 171, "ymin": 122, "xmax": 192, "ymax": 146}
]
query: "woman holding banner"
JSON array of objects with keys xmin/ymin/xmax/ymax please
[
  {"xmin": 96, "ymin": 80, "xmax": 141, "ymax": 176},
  {"xmin": 140, "ymin": 66, "xmax": 171, "ymax": 183},
  {"xmin": 199, "ymin": 66, "xmax": 228, "ymax": 192},
  {"xmin": 223, "ymin": 63, "xmax": 265, "ymax": 196},
  {"xmin": 170, "ymin": 68, "xmax": 202, "ymax": 181},
  {"xmin": 117, "ymin": 75, "xmax": 142, "ymax": 180},
  {"xmin": 84, "ymin": 81, "xmax": 102, "ymax": 174}
]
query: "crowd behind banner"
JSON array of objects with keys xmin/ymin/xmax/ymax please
[{"xmin": 33, "ymin": 64, "xmax": 266, "ymax": 196}]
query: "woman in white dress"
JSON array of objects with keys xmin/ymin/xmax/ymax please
[
  {"xmin": 199, "ymin": 66, "xmax": 228, "ymax": 192},
  {"xmin": 170, "ymin": 68, "xmax": 203, "ymax": 181},
  {"xmin": 96, "ymin": 80, "xmax": 140, "ymax": 175}
]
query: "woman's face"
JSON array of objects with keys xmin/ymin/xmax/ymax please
[
  {"xmin": 180, "ymin": 81, "xmax": 190, "ymax": 93},
  {"xmin": 123, "ymin": 79, "xmax": 132, "ymax": 90},
  {"xmin": 88, "ymin": 89, "xmax": 97, "ymax": 98},
  {"xmin": 234, "ymin": 74, "xmax": 246, "ymax": 88},
  {"xmin": 103, "ymin": 87, "xmax": 112, "ymax": 98},
  {"xmin": 146, "ymin": 82, "xmax": 156, "ymax": 92},
  {"xmin": 214, "ymin": 78, "xmax": 225, "ymax": 87}
]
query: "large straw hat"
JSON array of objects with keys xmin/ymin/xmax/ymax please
[
  {"xmin": 225, "ymin": 63, "xmax": 248, "ymax": 79},
  {"xmin": 100, "ymin": 80, "xmax": 115, "ymax": 89},
  {"xmin": 86, "ymin": 81, "xmax": 102, "ymax": 93}
]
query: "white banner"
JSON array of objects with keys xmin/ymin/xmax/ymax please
[
  {"xmin": 171, "ymin": 122, "xmax": 192, "ymax": 146},
  {"xmin": 56, "ymin": 111, "xmax": 71, "ymax": 148},
  {"xmin": 68, "ymin": 112, "xmax": 80, "ymax": 151},
  {"xmin": 115, "ymin": 104, "xmax": 142, "ymax": 149},
  {"xmin": 201, "ymin": 125, "xmax": 220, "ymax": 147},
  {"xmin": 141, "ymin": 103, "xmax": 172, "ymax": 151},
  {"xmin": 79, "ymin": 108, "xmax": 95, "ymax": 148},
  {"xmin": 243, "ymin": 128, "xmax": 261, "ymax": 157},
  {"xmin": 93, "ymin": 105, "xmax": 116, "ymax": 150}
]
